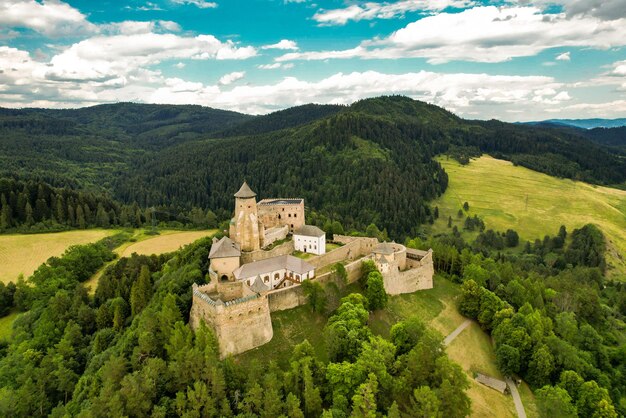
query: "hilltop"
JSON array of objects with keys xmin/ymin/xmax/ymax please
[{"xmin": 1, "ymin": 96, "xmax": 625, "ymax": 240}]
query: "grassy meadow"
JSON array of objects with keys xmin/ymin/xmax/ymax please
[
  {"xmin": 432, "ymin": 155, "xmax": 626, "ymax": 279},
  {"xmin": 0, "ymin": 229, "xmax": 118, "ymax": 284},
  {"xmin": 116, "ymin": 229, "xmax": 218, "ymax": 258}
]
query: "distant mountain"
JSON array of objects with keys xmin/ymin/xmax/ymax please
[
  {"xmin": 526, "ymin": 118, "xmax": 626, "ymax": 129},
  {"xmin": 1, "ymin": 96, "xmax": 626, "ymax": 239}
]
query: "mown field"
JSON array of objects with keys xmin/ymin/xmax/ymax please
[
  {"xmin": 0, "ymin": 229, "xmax": 118, "ymax": 284},
  {"xmin": 116, "ymin": 229, "xmax": 218, "ymax": 258},
  {"xmin": 432, "ymin": 155, "xmax": 626, "ymax": 279}
]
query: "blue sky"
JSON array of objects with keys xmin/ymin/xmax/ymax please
[{"xmin": 0, "ymin": 0, "xmax": 625, "ymax": 120}]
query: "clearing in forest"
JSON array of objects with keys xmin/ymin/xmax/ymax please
[{"xmin": 0, "ymin": 229, "xmax": 117, "ymax": 284}]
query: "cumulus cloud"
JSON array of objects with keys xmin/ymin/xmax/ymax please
[
  {"xmin": 42, "ymin": 33, "xmax": 255, "ymax": 83},
  {"xmin": 218, "ymin": 71, "xmax": 245, "ymax": 85},
  {"xmin": 171, "ymin": 0, "xmax": 218, "ymax": 8},
  {"xmin": 262, "ymin": 40, "xmax": 299, "ymax": 50},
  {"xmin": 556, "ymin": 52, "xmax": 570, "ymax": 61},
  {"xmin": 0, "ymin": 0, "xmax": 96, "ymax": 37},
  {"xmin": 313, "ymin": 0, "xmax": 474, "ymax": 26},
  {"xmin": 0, "ymin": 48, "xmax": 577, "ymax": 120},
  {"xmin": 279, "ymin": 6, "xmax": 626, "ymax": 64},
  {"xmin": 516, "ymin": 0, "xmax": 626, "ymax": 21}
]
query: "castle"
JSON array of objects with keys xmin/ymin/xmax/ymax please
[{"xmin": 190, "ymin": 181, "xmax": 434, "ymax": 358}]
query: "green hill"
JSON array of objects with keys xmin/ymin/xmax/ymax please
[
  {"xmin": 2, "ymin": 96, "xmax": 625, "ymax": 240},
  {"xmin": 430, "ymin": 155, "xmax": 626, "ymax": 279}
]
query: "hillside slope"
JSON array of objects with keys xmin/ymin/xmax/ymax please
[
  {"xmin": 431, "ymin": 155, "xmax": 626, "ymax": 279},
  {"xmin": 1, "ymin": 96, "xmax": 625, "ymax": 239}
]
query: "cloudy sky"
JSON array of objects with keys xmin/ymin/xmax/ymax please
[{"xmin": 0, "ymin": 0, "xmax": 625, "ymax": 120}]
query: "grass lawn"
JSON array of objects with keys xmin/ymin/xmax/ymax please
[
  {"xmin": 369, "ymin": 275, "xmax": 464, "ymax": 338},
  {"xmin": 431, "ymin": 155, "xmax": 626, "ymax": 280},
  {"xmin": 326, "ymin": 243, "xmax": 342, "ymax": 251},
  {"xmin": 447, "ymin": 322, "xmax": 517, "ymax": 418},
  {"xmin": 518, "ymin": 381, "xmax": 539, "ymax": 418},
  {"xmin": 235, "ymin": 305, "xmax": 329, "ymax": 368},
  {"xmin": 0, "ymin": 311, "xmax": 19, "ymax": 341},
  {"xmin": 0, "ymin": 229, "xmax": 118, "ymax": 284},
  {"xmin": 292, "ymin": 250, "xmax": 314, "ymax": 260}
]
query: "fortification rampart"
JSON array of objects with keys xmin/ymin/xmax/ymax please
[
  {"xmin": 268, "ymin": 258, "xmax": 365, "ymax": 312},
  {"xmin": 381, "ymin": 249, "xmax": 434, "ymax": 295},
  {"xmin": 190, "ymin": 282, "xmax": 273, "ymax": 358},
  {"xmin": 241, "ymin": 240, "xmax": 295, "ymax": 264},
  {"xmin": 307, "ymin": 236, "xmax": 378, "ymax": 268},
  {"xmin": 263, "ymin": 225, "xmax": 289, "ymax": 248}
]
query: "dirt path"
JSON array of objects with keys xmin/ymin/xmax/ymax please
[
  {"xmin": 443, "ymin": 318, "xmax": 472, "ymax": 346},
  {"xmin": 505, "ymin": 377, "xmax": 527, "ymax": 418}
]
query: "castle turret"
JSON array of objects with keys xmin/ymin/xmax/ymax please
[{"xmin": 230, "ymin": 181, "xmax": 262, "ymax": 251}]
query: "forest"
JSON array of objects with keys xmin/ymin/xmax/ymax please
[
  {"xmin": 407, "ymin": 220, "xmax": 625, "ymax": 417},
  {"xmin": 0, "ymin": 235, "xmax": 472, "ymax": 417},
  {"xmin": 1, "ymin": 96, "xmax": 625, "ymax": 239}
]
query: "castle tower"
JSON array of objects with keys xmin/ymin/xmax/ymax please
[{"xmin": 229, "ymin": 181, "xmax": 262, "ymax": 251}]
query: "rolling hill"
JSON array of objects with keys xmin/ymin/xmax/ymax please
[
  {"xmin": 430, "ymin": 155, "xmax": 626, "ymax": 279},
  {"xmin": 1, "ymin": 96, "xmax": 625, "ymax": 240}
]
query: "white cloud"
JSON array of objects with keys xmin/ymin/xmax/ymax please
[
  {"xmin": 172, "ymin": 0, "xmax": 218, "ymax": 8},
  {"xmin": 218, "ymin": 71, "xmax": 245, "ymax": 85},
  {"xmin": 174, "ymin": 62, "xmax": 186, "ymax": 68},
  {"xmin": 556, "ymin": 52, "xmax": 571, "ymax": 61},
  {"xmin": 257, "ymin": 63, "xmax": 295, "ymax": 70},
  {"xmin": 42, "ymin": 33, "xmax": 255, "ymax": 82},
  {"xmin": 279, "ymin": 6, "xmax": 626, "ymax": 64},
  {"xmin": 0, "ymin": 0, "xmax": 96, "ymax": 37},
  {"xmin": 262, "ymin": 40, "xmax": 299, "ymax": 50},
  {"xmin": 313, "ymin": 0, "xmax": 474, "ymax": 26}
]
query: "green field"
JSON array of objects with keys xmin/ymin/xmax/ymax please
[
  {"xmin": 0, "ymin": 229, "xmax": 118, "ymax": 284},
  {"xmin": 432, "ymin": 155, "xmax": 626, "ymax": 279},
  {"xmin": 116, "ymin": 229, "xmax": 218, "ymax": 258},
  {"xmin": 84, "ymin": 229, "xmax": 218, "ymax": 293}
]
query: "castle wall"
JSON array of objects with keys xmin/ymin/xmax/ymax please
[
  {"xmin": 382, "ymin": 250, "xmax": 434, "ymax": 295},
  {"xmin": 262, "ymin": 225, "xmax": 289, "ymax": 248},
  {"xmin": 268, "ymin": 258, "xmax": 364, "ymax": 312},
  {"xmin": 241, "ymin": 240, "xmax": 295, "ymax": 264},
  {"xmin": 190, "ymin": 283, "xmax": 273, "ymax": 359},
  {"xmin": 308, "ymin": 236, "xmax": 378, "ymax": 269}
]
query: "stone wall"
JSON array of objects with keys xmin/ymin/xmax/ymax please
[
  {"xmin": 308, "ymin": 236, "xmax": 378, "ymax": 269},
  {"xmin": 190, "ymin": 283, "xmax": 273, "ymax": 359},
  {"xmin": 241, "ymin": 240, "xmax": 295, "ymax": 264},
  {"xmin": 262, "ymin": 225, "xmax": 289, "ymax": 248},
  {"xmin": 382, "ymin": 249, "xmax": 434, "ymax": 295},
  {"xmin": 268, "ymin": 258, "xmax": 365, "ymax": 312}
]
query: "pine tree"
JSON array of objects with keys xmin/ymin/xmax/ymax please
[
  {"xmin": 0, "ymin": 194, "xmax": 11, "ymax": 230},
  {"xmin": 76, "ymin": 205, "xmax": 86, "ymax": 229},
  {"xmin": 25, "ymin": 202, "xmax": 34, "ymax": 226},
  {"xmin": 96, "ymin": 203, "xmax": 109, "ymax": 228},
  {"xmin": 130, "ymin": 265, "xmax": 153, "ymax": 316}
]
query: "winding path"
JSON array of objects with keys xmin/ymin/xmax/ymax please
[
  {"xmin": 505, "ymin": 377, "xmax": 527, "ymax": 418},
  {"xmin": 443, "ymin": 319, "xmax": 472, "ymax": 346}
]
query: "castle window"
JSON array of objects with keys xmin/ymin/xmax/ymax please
[
  {"xmin": 294, "ymin": 214, "xmax": 297, "ymax": 218},
  {"xmin": 264, "ymin": 275, "xmax": 270, "ymax": 283},
  {"xmin": 288, "ymin": 213, "xmax": 291, "ymax": 217},
  {"xmin": 282, "ymin": 208, "xmax": 285, "ymax": 211},
  {"xmin": 278, "ymin": 214, "xmax": 281, "ymax": 219}
]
